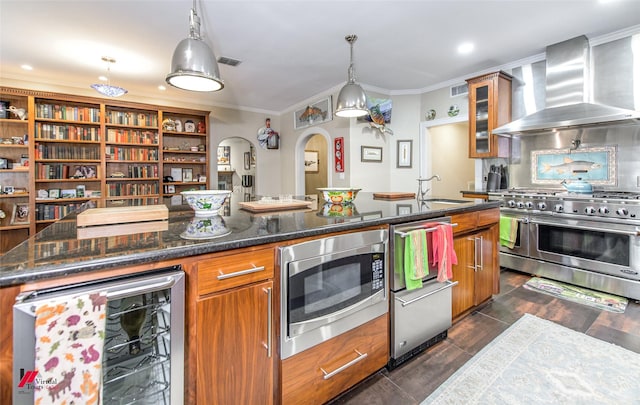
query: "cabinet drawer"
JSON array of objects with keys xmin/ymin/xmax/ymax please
[
  {"xmin": 477, "ymin": 207, "xmax": 499, "ymax": 227},
  {"xmin": 281, "ymin": 314, "xmax": 389, "ymax": 405},
  {"xmin": 451, "ymin": 211, "xmax": 478, "ymax": 234},
  {"xmin": 197, "ymin": 247, "xmax": 274, "ymax": 295}
]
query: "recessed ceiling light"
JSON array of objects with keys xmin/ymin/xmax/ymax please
[
  {"xmin": 457, "ymin": 42, "xmax": 474, "ymax": 54},
  {"xmin": 98, "ymin": 75, "xmax": 108, "ymax": 82},
  {"xmin": 21, "ymin": 64, "xmax": 33, "ymax": 71},
  {"xmin": 158, "ymin": 85, "xmax": 166, "ymax": 91}
]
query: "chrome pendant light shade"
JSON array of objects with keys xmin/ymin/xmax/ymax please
[
  {"xmin": 335, "ymin": 35, "xmax": 368, "ymax": 118},
  {"xmin": 166, "ymin": 3, "xmax": 224, "ymax": 92}
]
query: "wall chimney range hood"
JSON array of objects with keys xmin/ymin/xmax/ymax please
[{"xmin": 493, "ymin": 35, "xmax": 640, "ymax": 135}]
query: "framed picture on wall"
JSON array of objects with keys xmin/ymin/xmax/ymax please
[
  {"xmin": 294, "ymin": 96, "xmax": 333, "ymax": 130},
  {"xmin": 217, "ymin": 146, "xmax": 231, "ymax": 165},
  {"xmin": 361, "ymin": 146, "xmax": 382, "ymax": 162},
  {"xmin": 244, "ymin": 152, "xmax": 251, "ymax": 170},
  {"xmin": 396, "ymin": 140, "xmax": 412, "ymax": 168},
  {"xmin": 11, "ymin": 203, "xmax": 29, "ymax": 225},
  {"xmin": 304, "ymin": 150, "xmax": 319, "ymax": 173}
]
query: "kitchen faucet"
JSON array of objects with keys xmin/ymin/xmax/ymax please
[{"xmin": 417, "ymin": 175, "xmax": 441, "ymax": 200}]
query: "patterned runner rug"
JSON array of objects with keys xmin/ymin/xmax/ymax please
[
  {"xmin": 422, "ymin": 314, "xmax": 640, "ymax": 404},
  {"xmin": 523, "ymin": 277, "xmax": 628, "ymax": 313}
]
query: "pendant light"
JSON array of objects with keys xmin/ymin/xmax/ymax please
[
  {"xmin": 90, "ymin": 57, "xmax": 128, "ymax": 97},
  {"xmin": 335, "ymin": 35, "xmax": 368, "ymax": 118},
  {"xmin": 166, "ymin": 0, "xmax": 224, "ymax": 92}
]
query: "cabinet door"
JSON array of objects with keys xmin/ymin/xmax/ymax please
[
  {"xmin": 474, "ymin": 225, "xmax": 499, "ymax": 305},
  {"xmin": 196, "ymin": 280, "xmax": 273, "ymax": 405},
  {"xmin": 451, "ymin": 235, "xmax": 475, "ymax": 319},
  {"xmin": 468, "ymin": 80, "xmax": 493, "ymax": 157}
]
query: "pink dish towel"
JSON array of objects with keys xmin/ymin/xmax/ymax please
[
  {"xmin": 34, "ymin": 292, "xmax": 107, "ymax": 405},
  {"xmin": 431, "ymin": 224, "xmax": 458, "ymax": 282}
]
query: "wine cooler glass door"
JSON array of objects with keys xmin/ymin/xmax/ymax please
[{"xmin": 13, "ymin": 268, "xmax": 185, "ymax": 405}]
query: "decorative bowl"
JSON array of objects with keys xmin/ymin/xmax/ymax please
[
  {"xmin": 317, "ymin": 203, "xmax": 360, "ymax": 218},
  {"xmin": 181, "ymin": 190, "xmax": 231, "ymax": 216},
  {"xmin": 180, "ymin": 215, "xmax": 231, "ymax": 240},
  {"xmin": 317, "ymin": 188, "xmax": 361, "ymax": 205}
]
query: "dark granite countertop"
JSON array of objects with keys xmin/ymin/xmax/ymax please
[{"xmin": 0, "ymin": 193, "xmax": 498, "ymax": 286}]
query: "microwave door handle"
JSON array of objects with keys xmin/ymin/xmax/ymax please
[{"xmin": 532, "ymin": 219, "xmax": 640, "ymax": 236}]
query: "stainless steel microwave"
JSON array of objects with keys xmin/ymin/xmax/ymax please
[{"xmin": 279, "ymin": 229, "xmax": 388, "ymax": 359}]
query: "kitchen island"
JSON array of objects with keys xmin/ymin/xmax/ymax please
[{"xmin": 0, "ymin": 193, "xmax": 499, "ymax": 404}]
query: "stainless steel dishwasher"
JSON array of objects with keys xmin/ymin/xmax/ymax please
[{"xmin": 388, "ymin": 217, "xmax": 457, "ymax": 369}]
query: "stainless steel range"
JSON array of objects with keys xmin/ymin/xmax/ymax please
[{"xmin": 489, "ymin": 189, "xmax": 640, "ymax": 300}]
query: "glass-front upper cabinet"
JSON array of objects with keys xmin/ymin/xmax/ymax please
[{"xmin": 466, "ymin": 71, "xmax": 512, "ymax": 158}]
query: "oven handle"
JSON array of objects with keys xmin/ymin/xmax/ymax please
[
  {"xmin": 320, "ymin": 350, "xmax": 368, "ymax": 380},
  {"xmin": 395, "ymin": 280, "xmax": 458, "ymax": 307},
  {"xmin": 531, "ymin": 219, "xmax": 640, "ymax": 236}
]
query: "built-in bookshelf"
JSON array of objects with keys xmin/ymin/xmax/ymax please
[{"xmin": 0, "ymin": 86, "xmax": 210, "ymax": 255}]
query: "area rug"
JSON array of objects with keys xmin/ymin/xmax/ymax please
[
  {"xmin": 523, "ymin": 277, "xmax": 628, "ymax": 313},
  {"xmin": 422, "ymin": 314, "xmax": 640, "ymax": 404}
]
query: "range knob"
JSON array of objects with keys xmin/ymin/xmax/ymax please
[
  {"xmin": 598, "ymin": 207, "xmax": 610, "ymax": 215},
  {"xmin": 525, "ymin": 201, "xmax": 534, "ymax": 209},
  {"xmin": 554, "ymin": 204, "xmax": 564, "ymax": 213},
  {"xmin": 585, "ymin": 206, "xmax": 596, "ymax": 214},
  {"xmin": 507, "ymin": 200, "xmax": 516, "ymax": 208},
  {"xmin": 516, "ymin": 201, "xmax": 525, "ymax": 209},
  {"xmin": 537, "ymin": 202, "xmax": 547, "ymax": 210},
  {"xmin": 616, "ymin": 208, "xmax": 629, "ymax": 216}
]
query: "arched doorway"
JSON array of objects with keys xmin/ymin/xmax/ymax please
[
  {"xmin": 294, "ymin": 127, "xmax": 332, "ymax": 196},
  {"xmin": 217, "ymin": 137, "xmax": 256, "ymax": 199}
]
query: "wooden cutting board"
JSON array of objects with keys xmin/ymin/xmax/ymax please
[
  {"xmin": 238, "ymin": 199, "xmax": 313, "ymax": 213},
  {"xmin": 373, "ymin": 192, "xmax": 416, "ymax": 200},
  {"xmin": 77, "ymin": 205, "xmax": 168, "ymax": 227}
]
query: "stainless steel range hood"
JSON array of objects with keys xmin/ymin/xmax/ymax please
[{"xmin": 493, "ymin": 35, "xmax": 640, "ymax": 135}]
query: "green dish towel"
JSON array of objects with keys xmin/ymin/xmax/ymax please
[
  {"xmin": 404, "ymin": 229, "xmax": 429, "ymax": 290},
  {"xmin": 500, "ymin": 216, "xmax": 518, "ymax": 249}
]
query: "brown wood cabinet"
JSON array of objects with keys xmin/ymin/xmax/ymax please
[
  {"xmin": 196, "ymin": 280, "xmax": 274, "ymax": 405},
  {"xmin": 281, "ymin": 314, "xmax": 389, "ymax": 405},
  {"xmin": 466, "ymin": 71, "xmax": 512, "ymax": 158},
  {"xmin": 450, "ymin": 209, "xmax": 500, "ymax": 319},
  {"xmin": 193, "ymin": 246, "xmax": 276, "ymax": 404}
]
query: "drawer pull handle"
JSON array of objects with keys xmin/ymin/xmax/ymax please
[
  {"xmin": 320, "ymin": 350, "xmax": 368, "ymax": 380},
  {"xmin": 217, "ymin": 265, "xmax": 265, "ymax": 280},
  {"xmin": 395, "ymin": 280, "xmax": 458, "ymax": 307}
]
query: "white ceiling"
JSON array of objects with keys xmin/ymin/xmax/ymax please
[{"xmin": 1, "ymin": 0, "xmax": 640, "ymax": 114}]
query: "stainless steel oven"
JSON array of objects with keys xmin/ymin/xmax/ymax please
[
  {"xmin": 530, "ymin": 216, "xmax": 640, "ymax": 280},
  {"xmin": 279, "ymin": 229, "xmax": 388, "ymax": 359},
  {"xmin": 491, "ymin": 190, "xmax": 640, "ymax": 300}
]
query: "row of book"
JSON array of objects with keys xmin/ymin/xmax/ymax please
[
  {"xmin": 106, "ymin": 110, "xmax": 158, "ymax": 127},
  {"xmin": 34, "ymin": 143, "xmax": 100, "ymax": 160},
  {"xmin": 106, "ymin": 128, "xmax": 158, "ymax": 144},
  {"xmin": 36, "ymin": 123, "xmax": 101, "ymax": 141},
  {"xmin": 36, "ymin": 163, "xmax": 98, "ymax": 180},
  {"xmin": 105, "ymin": 146, "xmax": 159, "ymax": 161},
  {"xmin": 108, "ymin": 165, "xmax": 159, "ymax": 179},
  {"xmin": 35, "ymin": 202, "xmax": 86, "ymax": 221},
  {"xmin": 106, "ymin": 183, "xmax": 159, "ymax": 197},
  {"xmin": 36, "ymin": 103, "xmax": 100, "ymax": 122}
]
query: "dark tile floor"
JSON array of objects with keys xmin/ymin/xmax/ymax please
[{"xmin": 329, "ymin": 269, "xmax": 640, "ymax": 405}]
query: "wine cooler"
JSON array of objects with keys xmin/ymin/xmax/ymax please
[{"xmin": 13, "ymin": 267, "xmax": 185, "ymax": 405}]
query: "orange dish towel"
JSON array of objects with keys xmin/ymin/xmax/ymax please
[
  {"xmin": 34, "ymin": 292, "xmax": 107, "ymax": 405},
  {"xmin": 431, "ymin": 224, "xmax": 458, "ymax": 282}
]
